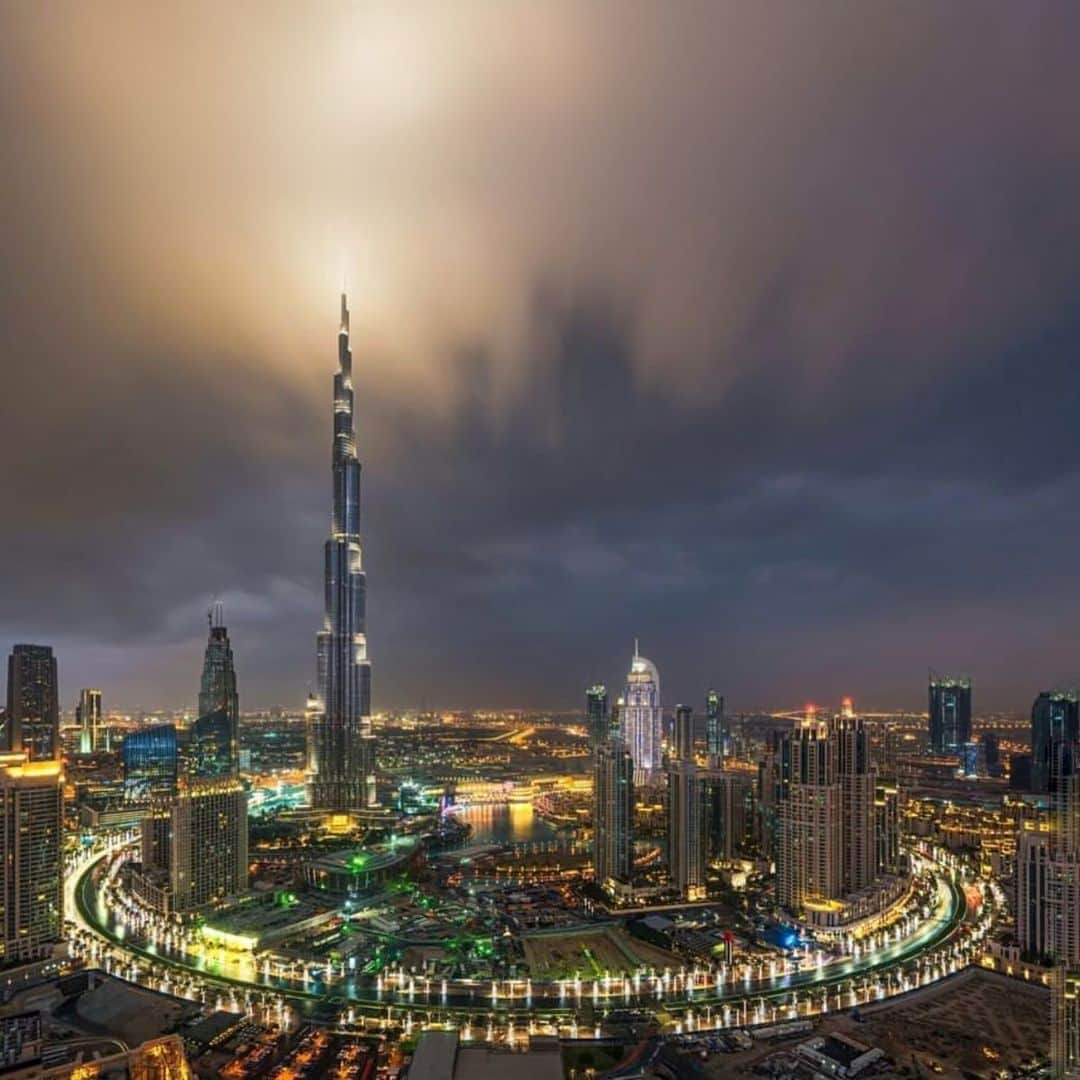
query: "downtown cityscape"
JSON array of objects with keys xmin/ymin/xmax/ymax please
[{"xmin": 3, "ymin": 5, "xmax": 1080, "ymax": 1080}]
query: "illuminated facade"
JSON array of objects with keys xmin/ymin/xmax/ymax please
[
  {"xmin": 776, "ymin": 717, "xmax": 842, "ymax": 912},
  {"xmin": 0, "ymin": 753, "xmax": 64, "ymax": 965},
  {"xmin": 76, "ymin": 688, "xmax": 104, "ymax": 753},
  {"xmin": 1032, "ymin": 690, "xmax": 1080, "ymax": 795},
  {"xmin": 308, "ymin": 293, "xmax": 376, "ymax": 810},
  {"xmin": 194, "ymin": 602, "xmax": 239, "ymax": 776},
  {"xmin": 705, "ymin": 688, "xmax": 724, "ymax": 761},
  {"xmin": 621, "ymin": 642, "xmax": 661, "ymax": 780},
  {"xmin": 122, "ymin": 724, "xmax": 178, "ymax": 802},
  {"xmin": 169, "ymin": 777, "xmax": 248, "ymax": 911},
  {"xmin": 586, "ymin": 684, "xmax": 609, "ymax": 752},
  {"xmin": 928, "ymin": 673, "xmax": 972, "ymax": 755},
  {"xmin": 593, "ymin": 719, "xmax": 634, "ymax": 889},
  {"xmin": 668, "ymin": 708, "xmax": 706, "ymax": 898},
  {"xmin": 5, "ymin": 644, "xmax": 58, "ymax": 762}
]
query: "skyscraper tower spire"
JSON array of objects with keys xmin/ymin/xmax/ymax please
[{"xmin": 308, "ymin": 292, "xmax": 376, "ymax": 810}]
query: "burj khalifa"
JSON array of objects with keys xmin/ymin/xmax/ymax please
[{"xmin": 307, "ymin": 293, "xmax": 376, "ymax": 809}]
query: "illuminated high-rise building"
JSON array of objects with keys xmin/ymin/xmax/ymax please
[
  {"xmin": 5, "ymin": 645, "xmax": 58, "ymax": 762},
  {"xmin": 586, "ymin": 685, "xmax": 609, "ymax": 753},
  {"xmin": 169, "ymin": 776, "xmax": 248, "ymax": 911},
  {"xmin": 673, "ymin": 704, "xmax": 694, "ymax": 763},
  {"xmin": 621, "ymin": 641, "xmax": 661, "ymax": 781},
  {"xmin": 593, "ymin": 716, "xmax": 634, "ymax": 891},
  {"xmin": 668, "ymin": 706, "xmax": 707, "ymax": 898},
  {"xmin": 308, "ymin": 293, "xmax": 376, "ymax": 810},
  {"xmin": 776, "ymin": 713, "xmax": 841, "ymax": 912},
  {"xmin": 835, "ymin": 706, "xmax": 877, "ymax": 894},
  {"xmin": 1032, "ymin": 690, "xmax": 1080, "ymax": 795},
  {"xmin": 122, "ymin": 724, "xmax": 178, "ymax": 802},
  {"xmin": 928, "ymin": 673, "xmax": 971, "ymax": 755},
  {"xmin": 76, "ymin": 688, "xmax": 104, "ymax": 754},
  {"xmin": 194, "ymin": 602, "xmax": 239, "ymax": 776},
  {"xmin": 705, "ymin": 689, "xmax": 724, "ymax": 761},
  {"xmin": 0, "ymin": 752, "xmax": 64, "ymax": 965}
]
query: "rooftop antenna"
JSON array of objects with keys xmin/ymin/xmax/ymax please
[{"xmin": 634, "ymin": 637, "xmax": 639, "ymax": 658}]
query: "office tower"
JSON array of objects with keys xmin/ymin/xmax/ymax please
[
  {"xmin": 673, "ymin": 704, "xmax": 694, "ymax": 763},
  {"xmin": 668, "ymin": 760, "xmax": 707, "ymax": 899},
  {"xmin": 0, "ymin": 753, "xmax": 64, "ymax": 965},
  {"xmin": 706, "ymin": 770, "xmax": 751, "ymax": 862},
  {"xmin": 667, "ymin": 703, "xmax": 705, "ymax": 898},
  {"xmin": 191, "ymin": 709, "xmax": 234, "ymax": 779},
  {"xmin": 76, "ymin": 689, "xmax": 104, "ymax": 754},
  {"xmin": 776, "ymin": 714, "xmax": 842, "ymax": 912},
  {"xmin": 169, "ymin": 776, "xmax": 248, "ymax": 911},
  {"xmin": 5, "ymin": 645, "xmax": 59, "ymax": 761},
  {"xmin": 1032, "ymin": 691, "xmax": 1080, "ymax": 795},
  {"xmin": 928, "ymin": 673, "xmax": 972, "ymax": 755},
  {"xmin": 308, "ymin": 293, "xmax": 376, "ymax": 810},
  {"xmin": 836, "ymin": 709, "xmax": 877, "ymax": 893},
  {"xmin": 983, "ymin": 731, "xmax": 1002, "ymax": 777},
  {"xmin": 593, "ymin": 724, "xmax": 635, "ymax": 890},
  {"xmin": 586, "ymin": 685, "xmax": 609, "ymax": 753},
  {"xmin": 122, "ymin": 724, "xmax": 178, "ymax": 802},
  {"xmin": 621, "ymin": 641, "xmax": 661, "ymax": 781},
  {"xmin": 875, "ymin": 780, "xmax": 900, "ymax": 876},
  {"xmin": 705, "ymin": 689, "xmax": 724, "ymax": 760},
  {"xmin": 195, "ymin": 603, "xmax": 239, "ymax": 775}
]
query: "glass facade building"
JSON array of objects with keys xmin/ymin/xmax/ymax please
[
  {"xmin": 123, "ymin": 724, "xmax": 178, "ymax": 801},
  {"xmin": 5, "ymin": 645, "xmax": 59, "ymax": 762},
  {"xmin": 308, "ymin": 294, "xmax": 376, "ymax": 810},
  {"xmin": 928, "ymin": 673, "xmax": 972, "ymax": 755}
]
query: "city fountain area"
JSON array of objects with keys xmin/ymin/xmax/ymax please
[{"xmin": 65, "ymin": 818, "xmax": 1002, "ymax": 1069}]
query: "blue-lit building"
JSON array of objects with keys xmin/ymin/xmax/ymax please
[
  {"xmin": 123, "ymin": 724, "xmax": 178, "ymax": 802},
  {"xmin": 1031, "ymin": 690, "xmax": 1080, "ymax": 795},
  {"xmin": 928, "ymin": 674, "xmax": 972, "ymax": 755}
]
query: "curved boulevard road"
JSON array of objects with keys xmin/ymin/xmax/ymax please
[{"xmin": 70, "ymin": 843, "xmax": 980, "ymax": 1036}]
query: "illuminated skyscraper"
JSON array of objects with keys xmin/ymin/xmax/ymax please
[
  {"xmin": 835, "ymin": 706, "xmax": 876, "ymax": 894},
  {"xmin": 122, "ymin": 724, "xmax": 178, "ymax": 802},
  {"xmin": 1032, "ymin": 690, "xmax": 1080, "ymax": 795},
  {"xmin": 705, "ymin": 689, "xmax": 724, "ymax": 761},
  {"xmin": 928, "ymin": 673, "xmax": 971, "ymax": 755},
  {"xmin": 586, "ymin": 685, "xmax": 609, "ymax": 753},
  {"xmin": 621, "ymin": 642, "xmax": 661, "ymax": 781},
  {"xmin": 593, "ymin": 715, "xmax": 634, "ymax": 891},
  {"xmin": 776, "ymin": 714, "xmax": 841, "ymax": 912},
  {"xmin": 668, "ymin": 705, "xmax": 707, "ymax": 899},
  {"xmin": 76, "ymin": 688, "xmax": 104, "ymax": 754},
  {"xmin": 5, "ymin": 645, "xmax": 58, "ymax": 761},
  {"xmin": 0, "ymin": 752, "xmax": 64, "ymax": 965},
  {"xmin": 673, "ymin": 704, "xmax": 694, "ymax": 763},
  {"xmin": 308, "ymin": 293, "xmax": 376, "ymax": 810},
  {"xmin": 194, "ymin": 602, "xmax": 239, "ymax": 776},
  {"xmin": 169, "ymin": 776, "xmax": 248, "ymax": 911}
]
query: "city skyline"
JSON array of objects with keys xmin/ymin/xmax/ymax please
[{"xmin": 5, "ymin": 6, "xmax": 1080, "ymax": 714}]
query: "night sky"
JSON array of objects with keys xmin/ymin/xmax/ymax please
[{"xmin": 3, "ymin": 4, "xmax": 1080, "ymax": 713}]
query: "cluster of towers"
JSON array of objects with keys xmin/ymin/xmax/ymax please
[
  {"xmin": 130, "ymin": 606, "xmax": 248, "ymax": 913},
  {"xmin": 589, "ymin": 646, "xmax": 744, "ymax": 901},
  {"xmin": 760, "ymin": 702, "xmax": 900, "ymax": 918}
]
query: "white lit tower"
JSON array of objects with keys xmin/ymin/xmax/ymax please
[
  {"xmin": 308, "ymin": 293, "xmax": 376, "ymax": 810},
  {"xmin": 622, "ymin": 641, "xmax": 662, "ymax": 783}
]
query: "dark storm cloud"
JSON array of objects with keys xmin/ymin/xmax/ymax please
[{"xmin": 1, "ymin": 3, "xmax": 1080, "ymax": 711}]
